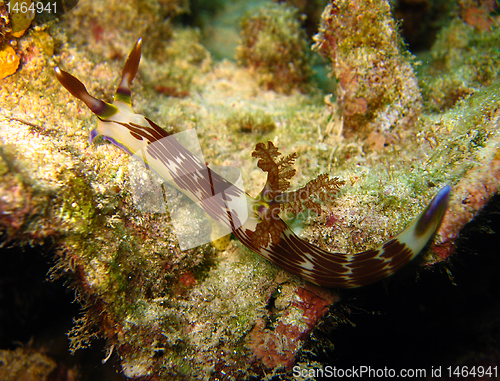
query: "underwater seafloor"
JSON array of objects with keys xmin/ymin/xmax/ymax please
[{"xmin": 1, "ymin": 0, "xmax": 500, "ymax": 380}]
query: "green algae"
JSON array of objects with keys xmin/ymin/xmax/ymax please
[
  {"xmin": 226, "ymin": 109, "xmax": 276, "ymax": 134},
  {"xmin": 57, "ymin": 169, "xmax": 96, "ymax": 234},
  {"xmin": 314, "ymin": 0, "xmax": 422, "ymax": 135},
  {"xmin": 420, "ymin": 18, "xmax": 500, "ymax": 112}
]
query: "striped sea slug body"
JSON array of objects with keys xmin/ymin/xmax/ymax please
[{"xmin": 55, "ymin": 39, "xmax": 450, "ymax": 289}]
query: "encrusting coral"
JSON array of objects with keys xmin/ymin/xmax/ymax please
[
  {"xmin": 313, "ymin": 0, "xmax": 422, "ymax": 137},
  {"xmin": 248, "ymin": 282, "xmax": 338, "ymax": 369},
  {"xmin": 1, "ymin": 0, "xmax": 500, "ymax": 379},
  {"xmin": 459, "ymin": 0, "xmax": 498, "ymax": 31}
]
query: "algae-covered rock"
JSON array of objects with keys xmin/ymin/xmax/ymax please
[
  {"xmin": 420, "ymin": 16, "xmax": 500, "ymax": 111},
  {"xmin": 1, "ymin": 0, "xmax": 500, "ymax": 379},
  {"xmin": 278, "ymin": 0, "xmax": 329, "ymax": 37},
  {"xmin": 236, "ymin": 2, "xmax": 311, "ymax": 94},
  {"xmin": 314, "ymin": 0, "xmax": 422, "ymax": 137},
  {"xmin": 57, "ymin": 0, "xmax": 189, "ymax": 59},
  {"xmin": 0, "ymin": 347, "xmax": 57, "ymax": 381}
]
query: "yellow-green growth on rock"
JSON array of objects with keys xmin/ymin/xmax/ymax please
[
  {"xmin": 236, "ymin": 2, "xmax": 311, "ymax": 94},
  {"xmin": 59, "ymin": 0, "xmax": 189, "ymax": 59},
  {"xmin": 420, "ymin": 17, "xmax": 500, "ymax": 112},
  {"xmin": 313, "ymin": 0, "xmax": 422, "ymax": 136}
]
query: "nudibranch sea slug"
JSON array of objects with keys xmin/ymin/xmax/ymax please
[{"xmin": 54, "ymin": 39, "xmax": 450, "ymax": 288}]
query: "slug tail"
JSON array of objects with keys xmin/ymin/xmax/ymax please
[
  {"xmin": 237, "ymin": 186, "xmax": 451, "ymax": 288},
  {"xmin": 350, "ymin": 185, "xmax": 451, "ymax": 287}
]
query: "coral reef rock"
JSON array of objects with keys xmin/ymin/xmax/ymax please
[{"xmin": 314, "ymin": 0, "xmax": 422, "ymax": 136}]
